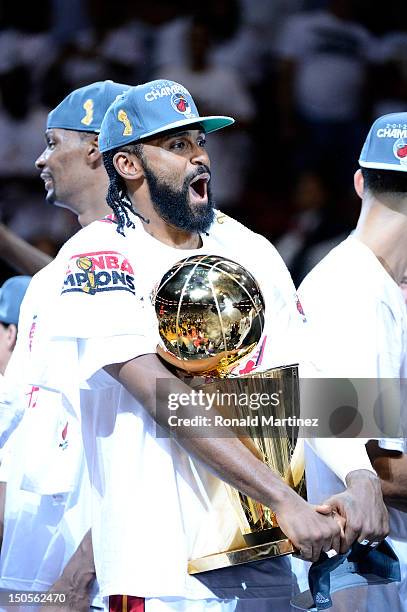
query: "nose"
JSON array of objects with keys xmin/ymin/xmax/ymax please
[
  {"xmin": 191, "ymin": 144, "xmax": 210, "ymax": 166},
  {"xmin": 35, "ymin": 148, "xmax": 47, "ymax": 170}
]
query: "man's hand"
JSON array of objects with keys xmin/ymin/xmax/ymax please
[
  {"xmin": 274, "ymin": 488, "xmax": 342, "ymax": 562},
  {"xmin": 316, "ymin": 470, "xmax": 389, "ymax": 554}
]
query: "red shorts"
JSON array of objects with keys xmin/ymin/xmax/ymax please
[{"xmin": 109, "ymin": 595, "xmax": 145, "ymax": 612}]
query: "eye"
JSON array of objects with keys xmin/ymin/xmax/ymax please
[
  {"xmin": 46, "ymin": 140, "xmax": 56, "ymax": 150},
  {"xmin": 198, "ymin": 138, "xmax": 206, "ymax": 148},
  {"xmin": 170, "ymin": 140, "xmax": 186, "ymax": 150}
]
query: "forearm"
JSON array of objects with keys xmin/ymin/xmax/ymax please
[
  {"xmin": 0, "ymin": 224, "xmax": 52, "ymax": 274},
  {"xmin": 106, "ymin": 356, "xmax": 290, "ymax": 511},
  {"xmin": 107, "ymin": 355, "xmax": 344, "ymax": 562}
]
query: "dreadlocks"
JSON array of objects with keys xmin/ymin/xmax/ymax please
[{"xmin": 102, "ymin": 144, "xmax": 148, "ymax": 236}]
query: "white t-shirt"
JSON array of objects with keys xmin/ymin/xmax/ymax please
[
  {"xmin": 276, "ymin": 11, "xmax": 374, "ymax": 121},
  {"xmin": 299, "ymin": 235, "xmax": 407, "ymax": 540},
  {"xmin": 32, "ymin": 210, "xmax": 307, "ymax": 599},
  {"xmin": 0, "ymin": 372, "xmax": 26, "ymax": 463},
  {"xmin": 154, "ymin": 17, "xmax": 264, "ymax": 86},
  {"xmin": 0, "ymin": 259, "xmax": 102, "ymax": 607}
]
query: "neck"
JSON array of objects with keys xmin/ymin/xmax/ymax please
[
  {"xmin": 353, "ymin": 195, "xmax": 407, "ymax": 284},
  {"xmin": 128, "ymin": 188, "xmax": 202, "ymax": 250},
  {"xmin": 75, "ymin": 176, "xmax": 110, "ymax": 227},
  {"xmin": 77, "ymin": 199, "xmax": 111, "ymax": 228},
  {"xmin": 0, "ymin": 355, "xmax": 9, "ymax": 376}
]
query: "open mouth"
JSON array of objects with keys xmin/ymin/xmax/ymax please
[
  {"xmin": 40, "ymin": 173, "xmax": 53, "ymax": 189},
  {"xmin": 189, "ymin": 173, "xmax": 209, "ymax": 203}
]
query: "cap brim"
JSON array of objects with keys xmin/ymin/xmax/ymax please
[
  {"xmin": 46, "ymin": 122, "xmax": 100, "ymax": 133},
  {"xmin": 138, "ymin": 115, "xmax": 234, "ymax": 140},
  {"xmin": 359, "ymin": 159, "xmax": 407, "ymax": 171}
]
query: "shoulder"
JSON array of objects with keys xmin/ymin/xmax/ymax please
[
  {"xmin": 299, "ymin": 238, "xmax": 380, "ymax": 323},
  {"xmin": 212, "ymin": 210, "xmax": 294, "ymax": 277},
  {"xmin": 53, "ymin": 220, "xmax": 138, "ymax": 300},
  {"xmin": 210, "ymin": 211, "xmax": 277, "ymax": 252},
  {"xmin": 56, "ymin": 219, "xmax": 133, "ymax": 270}
]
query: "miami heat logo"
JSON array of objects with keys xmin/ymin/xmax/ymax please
[
  {"xmin": 393, "ymin": 138, "xmax": 407, "ymax": 167},
  {"xmin": 171, "ymin": 93, "xmax": 192, "ymax": 117},
  {"xmin": 81, "ymin": 98, "xmax": 94, "ymax": 126}
]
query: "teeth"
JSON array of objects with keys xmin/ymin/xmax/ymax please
[{"xmin": 190, "ymin": 173, "xmax": 209, "ymax": 185}]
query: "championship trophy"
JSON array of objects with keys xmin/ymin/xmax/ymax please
[{"xmin": 154, "ymin": 255, "xmax": 306, "ymax": 573}]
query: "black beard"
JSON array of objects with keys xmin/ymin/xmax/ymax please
[{"xmin": 142, "ymin": 162, "xmax": 215, "ymax": 234}]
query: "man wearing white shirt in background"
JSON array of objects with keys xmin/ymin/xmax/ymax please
[
  {"xmin": 299, "ymin": 112, "xmax": 407, "ymax": 610},
  {"xmin": 0, "ymin": 81, "xmax": 130, "ymax": 612}
]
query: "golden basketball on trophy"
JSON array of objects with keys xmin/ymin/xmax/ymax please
[
  {"xmin": 155, "ymin": 255, "xmax": 265, "ymax": 376},
  {"xmin": 154, "ymin": 255, "xmax": 306, "ymax": 573}
]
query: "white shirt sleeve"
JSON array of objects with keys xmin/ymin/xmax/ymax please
[
  {"xmin": 298, "ymin": 245, "xmax": 393, "ymax": 482},
  {"xmin": 29, "ymin": 222, "xmax": 159, "ymax": 393},
  {"xmin": 306, "ymin": 438, "xmax": 376, "ymax": 485}
]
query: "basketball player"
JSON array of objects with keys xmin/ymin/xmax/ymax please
[
  {"xmin": 0, "ymin": 81, "xmax": 129, "ymax": 612},
  {"xmin": 299, "ymin": 112, "xmax": 407, "ymax": 610},
  {"xmin": 30, "ymin": 80, "xmax": 387, "ymax": 611}
]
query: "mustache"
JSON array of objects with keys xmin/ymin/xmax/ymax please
[{"xmin": 187, "ymin": 165, "xmax": 211, "ymax": 183}]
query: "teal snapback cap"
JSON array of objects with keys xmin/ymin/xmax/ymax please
[
  {"xmin": 359, "ymin": 112, "xmax": 407, "ymax": 172},
  {"xmin": 47, "ymin": 80, "xmax": 130, "ymax": 133},
  {"xmin": 98, "ymin": 79, "xmax": 234, "ymax": 152}
]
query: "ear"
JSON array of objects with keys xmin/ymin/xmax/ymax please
[
  {"xmin": 86, "ymin": 135, "xmax": 102, "ymax": 165},
  {"xmin": 7, "ymin": 324, "xmax": 17, "ymax": 351},
  {"xmin": 113, "ymin": 151, "xmax": 144, "ymax": 182},
  {"xmin": 354, "ymin": 169, "xmax": 364, "ymax": 198}
]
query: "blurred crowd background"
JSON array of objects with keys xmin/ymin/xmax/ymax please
[{"xmin": 0, "ymin": 0, "xmax": 406, "ymax": 286}]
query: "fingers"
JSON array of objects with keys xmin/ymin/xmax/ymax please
[
  {"xmin": 313, "ymin": 517, "xmax": 342, "ymax": 562},
  {"xmin": 314, "ymin": 503, "xmax": 333, "ymax": 515},
  {"xmin": 340, "ymin": 523, "xmax": 360, "ymax": 553},
  {"xmin": 297, "ymin": 544, "xmax": 313, "ymax": 561},
  {"xmin": 332, "ymin": 511, "xmax": 346, "ymax": 538},
  {"xmin": 328, "ymin": 524, "xmax": 342, "ymax": 556},
  {"xmin": 356, "ymin": 506, "xmax": 389, "ymax": 546},
  {"xmin": 281, "ymin": 498, "xmax": 342, "ymax": 563}
]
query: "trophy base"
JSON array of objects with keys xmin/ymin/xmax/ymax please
[{"xmin": 188, "ymin": 538, "xmax": 295, "ymax": 574}]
